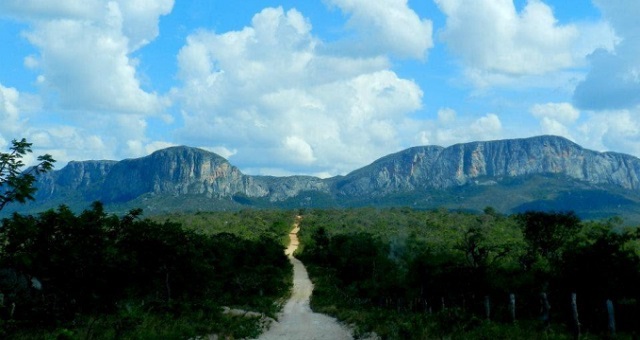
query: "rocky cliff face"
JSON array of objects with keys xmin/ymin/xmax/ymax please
[
  {"xmin": 34, "ymin": 160, "xmax": 117, "ymax": 200},
  {"xmin": 101, "ymin": 146, "xmax": 251, "ymax": 202},
  {"xmin": 33, "ymin": 146, "xmax": 330, "ymax": 205},
  {"xmin": 334, "ymin": 135, "xmax": 640, "ymax": 196},
  {"xmin": 24, "ymin": 135, "xmax": 640, "ymax": 214}
]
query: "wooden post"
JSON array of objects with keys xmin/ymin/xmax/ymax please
[
  {"xmin": 540, "ymin": 292, "xmax": 551, "ymax": 329},
  {"xmin": 484, "ymin": 295, "xmax": 491, "ymax": 321},
  {"xmin": 441, "ymin": 297, "xmax": 445, "ymax": 311},
  {"xmin": 509, "ymin": 293, "xmax": 516, "ymax": 323},
  {"xmin": 571, "ymin": 293, "xmax": 580, "ymax": 339},
  {"xmin": 606, "ymin": 299, "xmax": 616, "ymax": 337}
]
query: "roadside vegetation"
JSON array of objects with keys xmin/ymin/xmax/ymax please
[
  {"xmin": 3, "ymin": 203, "xmax": 639, "ymax": 339},
  {"xmin": 298, "ymin": 207, "xmax": 640, "ymax": 339},
  {"xmin": 0, "ymin": 205, "xmax": 293, "ymax": 339}
]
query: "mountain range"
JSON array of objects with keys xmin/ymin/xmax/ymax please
[{"xmin": 9, "ymin": 135, "xmax": 640, "ymax": 223}]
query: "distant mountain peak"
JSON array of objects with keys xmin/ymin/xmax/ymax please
[
  {"xmin": 147, "ymin": 145, "xmax": 228, "ymax": 161},
  {"xmin": 12, "ymin": 135, "xmax": 640, "ymax": 223}
]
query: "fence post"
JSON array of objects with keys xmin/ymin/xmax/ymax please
[
  {"xmin": 484, "ymin": 295, "xmax": 491, "ymax": 321},
  {"xmin": 606, "ymin": 299, "xmax": 616, "ymax": 337},
  {"xmin": 571, "ymin": 293, "xmax": 580, "ymax": 339},
  {"xmin": 509, "ymin": 293, "xmax": 516, "ymax": 323},
  {"xmin": 540, "ymin": 292, "xmax": 551, "ymax": 329}
]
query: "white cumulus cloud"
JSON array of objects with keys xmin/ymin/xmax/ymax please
[
  {"xmin": 0, "ymin": 0, "xmax": 175, "ymax": 167},
  {"xmin": 1, "ymin": 0, "xmax": 173, "ymax": 114},
  {"xmin": 283, "ymin": 136, "xmax": 316, "ymax": 165},
  {"xmin": 526, "ymin": 103, "xmax": 640, "ymax": 159},
  {"xmin": 471, "ymin": 113, "xmax": 502, "ymax": 137},
  {"xmin": 416, "ymin": 110, "xmax": 504, "ymax": 147},
  {"xmin": 530, "ymin": 102, "xmax": 580, "ymax": 138},
  {"xmin": 0, "ymin": 84, "xmax": 23, "ymax": 138},
  {"xmin": 325, "ymin": 0, "xmax": 433, "ymax": 59},
  {"xmin": 573, "ymin": 0, "xmax": 640, "ymax": 110},
  {"xmin": 435, "ymin": 0, "xmax": 616, "ymax": 86},
  {"xmin": 576, "ymin": 109, "xmax": 640, "ymax": 156},
  {"xmin": 531, "ymin": 102, "xmax": 580, "ymax": 124},
  {"xmin": 174, "ymin": 7, "xmax": 425, "ymax": 175}
]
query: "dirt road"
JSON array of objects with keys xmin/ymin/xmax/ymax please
[{"xmin": 257, "ymin": 216, "xmax": 353, "ymax": 340}]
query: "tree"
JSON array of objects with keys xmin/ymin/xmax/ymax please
[
  {"xmin": 0, "ymin": 138, "xmax": 55, "ymax": 212},
  {"xmin": 518, "ymin": 211, "xmax": 581, "ymax": 265}
]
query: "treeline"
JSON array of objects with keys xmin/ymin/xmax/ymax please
[
  {"xmin": 0, "ymin": 203, "xmax": 292, "ymax": 339},
  {"xmin": 298, "ymin": 207, "xmax": 640, "ymax": 338},
  {"xmin": 151, "ymin": 209, "xmax": 294, "ymax": 242}
]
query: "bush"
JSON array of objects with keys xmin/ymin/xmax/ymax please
[{"xmin": 0, "ymin": 203, "xmax": 292, "ymax": 337}]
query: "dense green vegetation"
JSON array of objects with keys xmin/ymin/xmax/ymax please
[
  {"xmin": 151, "ymin": 209, "xmax": 294, "ymax": 243},
  {"xmin": 3, "ymin": 199, "xmax": 639, "ymax": 339},
  {"xmin": 0, "ymin": 204, "xmax": 293, "ymax": 339},
  {"xmin": 298, "ymin": 207, "xmax": 640, "ymax": 339}
]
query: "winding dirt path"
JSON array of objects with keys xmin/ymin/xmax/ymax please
[{"xmin": 257, "ymin": 216, "xmax": 353, "ymax": 340}]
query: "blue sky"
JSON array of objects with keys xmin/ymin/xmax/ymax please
[{"xmin": 0, "ymin": 0, "xmax": 638, "ymax": 177}]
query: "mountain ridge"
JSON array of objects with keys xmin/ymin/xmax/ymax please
[
  {"xmin": 10, "ymin": 135, "xmax": 640, "ymax": 222},
  {"xmin": 333, "ymin": 135, "xmax": 640, "ymax": 195}
]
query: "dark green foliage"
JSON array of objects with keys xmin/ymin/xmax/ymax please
[
  {"xmin": 551, "ymin": 221, "xmax": 640, "ymax": 332},
  {"xmin": 153, "ymin": 209, "xmax": 296, "ymax": 250},
  {"xmin": 518, "ymin": 210, "xmax": 581, "ymax": 264},
  {"xmin": 0, "ymin": 204, "xmax": 291, "ymax": 338},
  {"xmin": 0, "ymin": 138, "xmax": 55, "ymax": 212},
  {"xmin": 298, "ymin": 208, "xmax": 640, "ymax": 339},
  {"xmin": 310, "ymin": 232, "xmax": 401, "ymax": 306}
]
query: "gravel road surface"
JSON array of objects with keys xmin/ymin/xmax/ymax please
[{"xmin": 257, "ymin": 217, "xmax": 353, "ymax": 340}]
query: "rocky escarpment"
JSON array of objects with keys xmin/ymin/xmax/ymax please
[
  {"xmin": 34, "ymin": 146, "xmax": 330, "ymax": 205},
  {"xmin": 34, "ymin": 160, "xmax": 117, "ymax": 200},
  {"xmin": 252, "ymin": 176, "xmax": 330, "ymax": 202},
  {"xmin": 101, "ymin": 147, "xmax": 253, "ymax": 202},
  {"xmin": 334, "ymin": 135, "xmax": 640, "ymax": 196},
  {"xmin": 20, "ymin": 135, "xmax": 640, "ymax": 216}
]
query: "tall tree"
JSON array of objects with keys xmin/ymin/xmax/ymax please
[
  {"xmin": 518, "ymin": 211, "xmax": 581, "ymax": 265},
  {"xmin": 0, "ymin": 138, "xmax": 55, "ymax": 212}
]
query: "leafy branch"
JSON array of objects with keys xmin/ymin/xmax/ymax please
[{"xmin": 0, "ymin": 138, "xmax": 55, "ymax": 212}]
